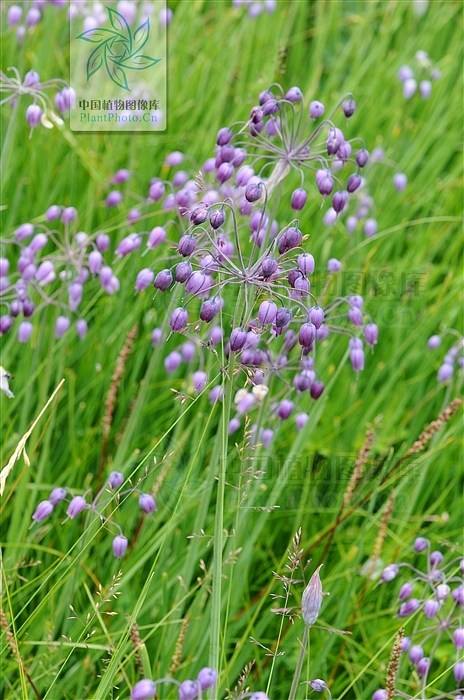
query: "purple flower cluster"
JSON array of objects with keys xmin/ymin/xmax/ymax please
[
  {"xmin": 0, "ymin": 67, "xmax": 75, "ymax": 130},
  {"xmin": 232, "ymin": 0, "xmax": 276, "ymax": 18},
  {"xmin": 31, "ymin": 471, "xmax": 157, "ymax": 559},
  {"xmin": 374, "ymin": 538, "xmax": 464, "ymax": 698},
  {"xmin": 427, "ymin": 332, "xmax": 464, "ymax": 384},
  {"xmin": 131, "ymin": 667, "xmax": 217, "ymax": 700},
  {"xmin": 397, "ymin": 50, "xmax": 441, "ymax": 100}
]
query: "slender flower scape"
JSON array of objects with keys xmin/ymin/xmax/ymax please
[
  {"xmin": 374, "ymin": 538, "xmax": 464, "ymax": 698},
  {"xmin": 427, "ymin": 332, "xmax": 464, "ymax": 384},
  {"xmin": 0, "ymin": 67, "xmax": 75, "ymax": 130},
  {"xmin": 397, "ymin": 50, "xmax": 441, "ymax": 100},
  {"xmin": 30, "ymin": 471, "xmax": 157, "ymax": 559}
]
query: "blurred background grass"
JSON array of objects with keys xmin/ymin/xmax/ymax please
[{"xmin": 1, "ymin": 1, "xmax": 463, "ymax": 698}]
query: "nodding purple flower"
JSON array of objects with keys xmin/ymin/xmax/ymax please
[
  {"xmin": 181, "ymin": 342, "xmax": 196, "ymax": 362},
  {"xmin": 258, "ymin": 300, "xmax": 278, "ymax": 325},
  {"xmin": 310, "ymin": 380, "xmax": 325, "ymax": 399},
  {"xmin": 112, "ymin": 169, "xmax": 130, "ymax": 184},
  {"xmin": 55, "ymin": 316, "xmax": 70, "ymax": 338},
  {"xmin": 342, "ymin": 97, "xmax": 356, "ymax": 118},
  {"xmin": 398, "ymin": 65, "xmax": 414, "ymax": 82},
  {"xmin": 7, "ymin": 5, "xmax": 22, "ymax": 25},
  {"xmin": 88, "ymin": 251, "xmax": 102, "ymax": 274},
  {"xmin": 278, "ymin": 226, "xmax": 302, "ymax": 254},
  {"xmin": 260, "ymin": 428, "xmax": 274, "ymax": 448},
  {"xmin": 347, "ymin": 173, "xmax": 362, "ymax": 193},
  {"xmin": 419, "ymin": 80, "xmax": 432, "ymax": 99},
  {"xmin": 216, "ymin": 162, "xmax": 234, "ymax": 183},
  {"xmin": 393, "ymin": 172, "xmax": 408, "ymax": 192},
  {"xmin": 332, "ymin": 190, "xmax": 349, "ymax": 213},
  {"xmin": 350, "ymin": 343, "xmax": 365, "ymax": 372},
  {"xmin": 327, "ymin": 258, "xmax": 342, "ymax": 273},
  {"xmin": 108, "ymin": 472, "xmax": 124, "ymax": 490},
  {"xmin": 436, "ymin": 583, "xmax": 450, "ymax": 600},
  {"xmin": 285, "ymin": 86, "xmax": 303, "ymax": 103},
  {"xmin": 309, "ymin": 306, "xmax": 324, "ymax": 329},
  {"xmin": 296, "ymin": 412, "xmax": 309, "ymax": 430},
  {"xmin": 151, "ymin": 328, "xmax": 163, "ymax": 346},
  {"xmin": 178, "ymin": 680, "xmax": 199, "ymax": 700},
  {"xmin": 209, "ymin": 209, "xmax": 225, "ymax": 229},
  {"xmin": 302, "ymin": 564, "xmax": 323, "ymax": 625},
  {"xmin": 175, "ymin": 262, "xmax": 193, "ymax": 283},
  {"xmin": 0, "ymin": 258, "xmax": 9, "ymax": 277},
  {"xmin": 454, "ymin": 661, "xmax": 464, "ymax": 684},
  {"xmin": 112, "ymin": 535, "xmax": 128, "ymax": 558},
  {"xmin": 96, "ymin": 233, "xmax": 110, "ymax": 252},
  {"xmin": 0, "ymin": 315, "xmax": 12, "ymax": 335},
  {"xmin": 135, "ymin": 269, "xmax": 154, "ymax": 292},
  {"xmin": 309, "ymin": 100, "xmax": 325, "ymax": 118},
  {"xmin": 217, "ymin": 127, "xmax": 233, "ymax": 146},
  {"xmin": 185, "ymin": 271, "xmax": 212, "ymax": 296},
  {"xmin": 229, "ymin": 417, "xmax": 240, "ymax": 434},
  {"xmin": 381, "ymin": 564, "xmax": 399, "ymax": 582},
  {"xmin": 409, "ymin": 644, "xmax": 424, "ymax": 664},
  {"xmin": 291, "ymin": 188, "xmax": 308, "ymax": 210},
  {"xmin": 453, "ymin": 586, "xmax": 464, "ymax": 606},
  {"xmin": 209, "ymin": 386, "xmax": 223, "ymax": 403},
  {"xmin": 427, "ymin": 334, "xmax": 441, "ymax": 349},
  {"xmin": 423, "ymin": 599, "xmax": 440, "ymax": 618},
  {"xmin": 154, "ymin": 269, "xmax": 173, "ymax": 291},
  {"xmin": 26, "ymin": 7, "xmax": 41, "ymax": 27},
  {"xmin": 399, "ymin": 582, "xmax": 413, "ymax": 600},
  {"xmin": 429, "ymin": 550, "xmax": 443, "ymax": 567},
  {"xmin": 229, "ymin": 328, "xmax": 247, "ymax": 352},
  {"xmin": 190, "ymin": 205, "xmax": 209, "ymax": 225},
  {"xmin": 61, "ymin": 207, "xmax": 77, "ymax": 224},
  {"xmin": 453, "ymin": 628, "xmax": 464, "ymax": 649},
  {"xmin": 197, "ymin": 667, "xmax": 217, "ymax": 691},
  {"xmin": 170, "ymin": 307, "xmax": 188, "ymax": 332},
  {"xmin": 348, "ymin": 306, "xmax": 363, "ymax": 326},
  {"xmin": 105, "ymin": 190, "xmax": 122, "ymax": 208},
  {"xmin": 178, "ymin": 234, "xmax": 197, "ymax": 257},
  {"xmin": 147, "ymin": 226, "xmax": 167, "ymax": 248},
  {"xmin": 15, "ymin": 223, "xmax": 34, "ymax": 241},
  {"xmin": 416, "ymin": 657, "xmax": 430, "ymax": 678},
  {"xmin": 192, "ymin": 371, "xmax": 207, "ymax": 393},
  {"xmin": 49, "ymin": 487, "xmax": 67, "ymax": 505},
  {"xmin": 165, "ymin": 351, "xmax": 182, "ymax": 373},
  {"xmin": 372, "ymin": 691, "xmax": 388, "ymax": 700},
  {"xmin": 403, "ymin": 78, "xmax": 417, "ymax": 99},
  {"xmin": 245, "ymin": 181, "xmax": 264, "ymax": 203},
  {"xmin": 414, "ymin": 536, "xmax": 429, "ymax": 552},
  {"xmin": 55, "ymin": 87, "xmax": 76, "ymax": 113},
  {"xmin": 316, "ymin": 169, "xmax": 334, "ymax": 196},
  {"xmin": 149, "ymin": 180, "xmax": 165, "ymax": 201},
  {"xmin": 66, "ymin": 496, "xmax": 87, "ymax": 518},
  {"xmin": 309, "ymin": 679, "xmax": 328, "ymax": 693},
  {"xmin": 437, "ymin": 363, "xmax": 453, "ymax": 382},
  {"xmin": 131, "ymin": 679, "xmax": 156, "ymax": 700},
  {"xmin": 364, "ymin": 323, "xmax": 378, "ymax": 346},
  {"xmin": 26, "ymin": 104, "xmax": 42, "ymax": 128},
  {"xmin": 398, "ymin": 598, "xmax": 420, "ymax": 617},
  {"xmin": 364, "ymin": 218, "xmax": 378, "ymax": 237},
  {"xmin": 24, "ymin": 72, "xmax": 40, "ymax": 88},
  {"xmin": 297, "ymin": 253, "xmax": 315, "ymax": 276},
  {"xmin": 32, "ymin": 500, "xmax": 54, "ymax": 522},
  {"xmin": 277, "ymin": 399, "xmax": 294, "ymax": 420},
  {"xmin": 18, "ymin": 321, "xmax": 33, "ymax": 343},
  {"xmin": 139, "ymin": 493, "xmax": 157, "ymax": 514},
  {"xmin": 356, "ymin": 148, "xmax": 369, "ymax": 167},
  {"xmin": 299, "ymin": 322, "xmax": 316, "ymax": 348}
]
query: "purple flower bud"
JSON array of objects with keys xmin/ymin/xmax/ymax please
[
  {"xmin": 399, "ymin": 582, "xmax": 413, "ymax": 600},
  {"xmin": 285, "ymin": 86, "xmax": 303, "ymax": 102},
  {"xmin": 200, "ymin": 299, "xmax": 219, "ymax": 322},
  {"xmin": 364, "ymin": 218, "xmax": 378, "ymax": 237},
  {"xmin": 154, "ymin": 269, "xmax": 173, "ymax": 291},
  {"xmin": 139, "ymin": 493, "xmax": 156, "ymax": 513},
  {"xmin": 403, "ymin": 78, "xmax": 417, "ymax": 99},
  {"xmin": 32, "ymin": 500, "xmax": 54, "ymax": 522},
  {"xmin": 275, "ymin": 308, "xmax": 292, "ymax": 329},
  {"xmin": 170, "ymin": 307, "xmax": 188, "ymax": 332},
  {"xmin": 30, "ymin": 233, "xmax": 47, "ymax": 253},
  {"xmin": 427, "ymin": 334, "xmax": 441, "ymax": 349},
  {"xmin": 18, "ymin": 321, "xmax": 33, "ymax": 343},
  {"xmin": 393, "ymin": 173, "xmax": 408, "ymax": 192},
  {"xmin": 423, "ymin": 599, "xmax": 440, "ymax": 618},
  {"xmin": 419, "ymin": 79, "xmax": 432, "ymax": 99},
  {"xmin": 297, "ymin": 253, "xmax": 315, "ymax": 275},
  {"xmin": 350, "ymin": 347, "xmax": 365, "ymax": 372},
  {"xmin": 0, "ymin": 258, "xmax": 9, "ymax": 276},
  {"xmin": 302, "ymin": 565, "xmax": 323, "ymax": 625},
  {"xmin": 147, "ymin": 226, "xmax": 166, "ymax": 248},
  {"xmin": 135, "ymin": 269, "xmax": 155, "ymax": 292},
  {"xmin": 409, "ymin": 645, "xmax": 424, "ymax": 663},
  {"xmin": 230, "ymin": 328, "xmax": 247, "ymax": 352},
  {"xmin": 112, "ymin": 535, "xmax": 128, "ymax": 558},
  {"xmin": 131, "ymin": 679, "xmax": 156, "ymax": 700},
  {"xmin": 55, "ymin": 316, "xmax": 70, "ymax": 338},
  {"xmin": 108, "ymin": 472, "xmax": 124, "ymax": 489},
  {"xmin": 236, "ymin": 165, "xmax": 254, "ymax": 187},
  {"xmin": 296, "ymin": 412, "xmax": 309, "ymax": 430},
  {"xmin": 364, "ymin": 323, "xmax": 378, "ymax": 346},
  {"xmin": 26, "ymin": 104, "xmax": 43, "ymax": 128},
  {"xmin": 45, "ymin": 205, "xmax": 61, "ymax": 221},
  {"xmin": 436, "ymin": 583, "xmax": 450, "ymax": 600},
  {"xmin": 26, "ymin": 7, "xmax": 41, "ymax": 27},
  {"xmin": 174, "ymin": 262, "xmax": 192, "ymax": 284},
  {"xmin": 258, "ymin": 300, "xmax": 278, "ymax": 325},
  {"xmin": 67, "ymin": 496, "xmax": 87, "ymax": 518},
  {"xmin": 414, "ymin": 536, "xmax": 429, "ymax": 552},
  {"xmin": 454, "ymin": 662, "xmax": 464, "ymax": 684},
  {"xmin": 149, "ymin": 180, "xmax": 165, "ymax": 201},
  {"xmin": 197, "ymin": 667, "xmax": 217, "ymax": 691},
  {"xmin": 309, "ymin": 100, "xmax": 325, "ymax": 118},
  {"xmin": 55, "ymin": 87, "xmax": 76, "ymax": 113},
  {"xmin": 209, "ymin": 385, "xmax": 223, "ymax": 403},
  {"xmin": 333, "ymin": 191, "xmax": 349, "ymax": 213},
  {"xmin": 316, "ymin": 169, "xmax": 334, "ymax": 196},
  {"xmin": 178, "ymin": 680, "xmax": 199, "ymax": 700},
  {"xmin": 291, "ymin": 188, "xmax": 308, "ymax": 211},
  {"xmin": 277, "ymin": 399, "xmax": 293, "ymax": 420},
  {"xmin": 15, "ymin": 223, "xmax": 34, "ymax": 241},
  {"xmin": 217, "ymin": 127, "xmax": 232, "ymax": 146},
  {"xmin": 299, "ymin": 322, "xmax": 316, "ymax": 348},
  {"xmin": 454, "ymin": 628, "xmax": 464, "ymax": 649},
  {"xmin": 192, "ymin": 371, "xmax": 207, "ymax": 393},
  {"xmin": 7, "ymin": 5, "xmax": 22, "ymax": 26},
  {"xmin": 356, "ymin": 149, "xmax": 369, "ymax": 167},
  {"xmin": 87, "ymin": 250, "xmax": 102, "ymax": 275},
  {"xmin": 0, "ymin": 315, "xmax": 12, "ymax": 335},
  {"xmin": 398, "ymin": 598, "xmax": 420, "ymax": 617},
  {"xmin": 177, "ymin": 235, "xmax": 195, "ymax": 257},
  {"xmin": 190, "ymin": 205, "xmax": 208, "ymax": 225},
  {"xmin": 61, "ymin": 207, "xmax": 77, "ymax": 224},
  {"xmin": 438, "ymin": 363, "xmax": 454, "ymax": 382},
  {"xmin": 372, "ymin": 691, "xmax": 387, "ymax": 700},
  {"xmin": 398, "ymin": 65, "xmax": 414, "ymax": 81},
  {"xmin": 105, "ymin": 190, "xmax": 122, "ymax": 208},
  {"xmin": 245, "ymin": 181, "xmax": 263, "ymax": 203},
  {"xmin": 348, "ymin": 306, "xmax": 363, "ymax": 326},
  {"xmin": 112, "ymin": 168, "xmax": 130, "ymax": 184},
  {"xmin": 250, "ymin": 694, "xmax": 270, "ymax": 700},
  {"xmin": 216, "ymin": 162, "xmax": 234, "ymax": 183},
  {"xmin": 429, "ymin": 550, "xmax": 443, "ymax": 567},
  {"xmin": 185, "ymin": 271, "xmax": 212, "ymax": 296},
  {"xmin": 49, "ymin": 487, "xmax": 67, "ymax": 505},
  {"xmin": 453, "ymin": 585, "xmax": 464, "ymax": 606},
  {"xmin": 309, "ymin": 307, "xmax": 324, "ymax": 329},
  {"xmin": 381, "ymin": 564, "xmax": 399, "ymax": 582},
  {"xmin": 342, "ymin": 97, "xmax": 356, "ymax": 117},
  {"xmin": 416, "ymin": 657, "xmax": 430, "ymax": 678},
  {"xmin": 209, "ymin": 209, "xmax": 225, "ymax": 229},
  {"xmin": 310, "ymin": 381, "xmax": 325, "ymax": 399},
  {"xmin": 278, "ymin": 226, "xmax": 302, "ymax": 254},
  {"xmin": 165, "ymin": 351, "xmax": 182, "ymax": 373},
  {"xmin": 347, "ymin": 174, "xmax": 362, "ymax": 193}
]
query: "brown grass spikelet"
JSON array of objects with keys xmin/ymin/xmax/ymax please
[
  {"xmin": 343, "ymin": 425, "xmax": 375, "ymax": 509},
  {"xmin": 169, "ymin": 616, "xmax": 189, "ymax": 675},
  {"xmin": 406, "ymin": 398, "xmax": 462, "ymax": 457},
  {"xmin": 371, "ymin": 491, "xmax": 396, "ymax": 568},
  {"xmin": 386, "ymin": 627, "xmax": 404, "ymax": 699}
]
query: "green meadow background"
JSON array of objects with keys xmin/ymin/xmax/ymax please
[{"xmin": 1, "ymin": 1, "xmax": 463, "ymax": 698}]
